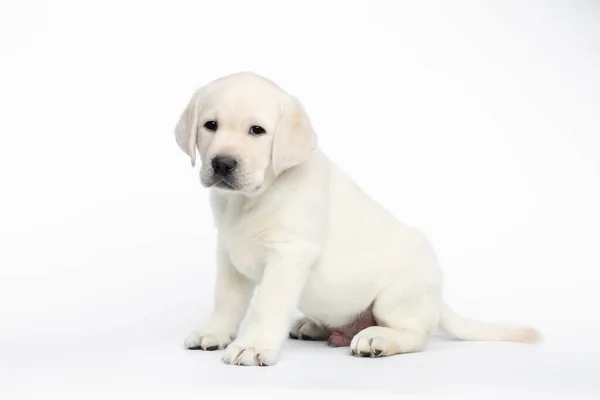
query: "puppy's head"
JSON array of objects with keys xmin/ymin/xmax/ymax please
[{"xmin": 174, "ymin": 72, "xmax": 317, "ymax": 196}]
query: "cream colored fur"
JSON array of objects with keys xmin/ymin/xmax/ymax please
[{"xmin": 175, "ymin": 72, "xmax": 541, "ymax": 366}]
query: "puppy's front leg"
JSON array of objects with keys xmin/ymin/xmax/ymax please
[
  {"xmin": 222, "ymin": 244, "xmax": 317, "ymax": 366},
  {"xmin": 184, "ymin": 247, "xmax": 255, "ymax": 351}
]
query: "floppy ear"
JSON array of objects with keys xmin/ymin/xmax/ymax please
[
  {"xmin": 174, "ymin": 90, "xmax": 202, "ymax": 167},
  {"xmin": 272, "ymin": 96, "xmax": 318, "ymax": 176}
]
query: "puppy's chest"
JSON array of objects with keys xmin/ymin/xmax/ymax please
[{"xmin": 215, "ymin": 201, "xmax": 278, "ymax": 283}]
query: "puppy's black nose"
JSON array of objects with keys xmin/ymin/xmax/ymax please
[{"xmin": 212, "ymin": 156, "xmax": 238, "ymax": 176}]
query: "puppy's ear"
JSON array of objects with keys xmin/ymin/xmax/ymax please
[
  {"xmin": 174, "ymin": 89, "xmax": 203, "ymax": 167},
  {"xmin": 272, "ymin": 96, "xmax": 317, "ymax": 176}
]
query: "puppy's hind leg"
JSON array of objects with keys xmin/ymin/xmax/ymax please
[
  {"xmin": 289, "ymin": 317, "xmax": 330, "ymax": 341},
  {"xmin": 350, "ymin": 289, "xmax": 441, "ymax": 358}
]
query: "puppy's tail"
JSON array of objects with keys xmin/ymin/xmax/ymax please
[{"xmin": 438, "ymin": 303, "xmax": 542, "ymax": 343}]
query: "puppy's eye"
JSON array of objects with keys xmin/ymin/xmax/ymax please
[
  {"xmin": 249, "ymin": 125, "xmax": 266, "ymax": 135},
  {"xmin": 203, "ymin": 120, "xmax": 218, "ymax": 131}
]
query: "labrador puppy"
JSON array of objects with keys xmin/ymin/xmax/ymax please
[{"xmin": 175, "ymin": 72, "xmax": 541, "ymax": 366}]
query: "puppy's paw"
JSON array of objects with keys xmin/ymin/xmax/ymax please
[
  {"xmin": 184, "ymin": 330, "xmax": 234, "ymax": 351},
  {"xmin": 221, "ymin": 342, "xmax": 279, "ymax": 366},
  {"xmin": 350, "ymin": 333, "xmax": 388, "ymax": 358},
  {"xmin": 289, "ymin": 317, "xmax": 330, "ymax": 341}
]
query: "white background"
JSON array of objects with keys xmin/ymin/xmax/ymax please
[{"xmin": 1, "ymin": 0, "xmax": 599, "ymax": 398}]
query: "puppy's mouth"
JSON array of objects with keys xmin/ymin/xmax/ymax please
[
  {"xmin": 214, "ymin": 178, "xmax": 236, "ymax": 190},
  {"xmin": 207, "ymin": 173, "xmax": 243, "ymax": 191},
  {"xmin": 201, "ymin": 170, "xmax": 261, "ymax": 195}
]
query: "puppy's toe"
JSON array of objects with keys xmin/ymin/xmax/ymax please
[
  {"xmin": 369, "ymin": 337, "xmax": 387, "ymax": 356},
  {"xmin": 184, "ymin": 330, "xmax": 233, "ymax": 351},
  {"xmin": 184, "ymin": 331, "xmax": 204, "ymax": 349},
  {"xmin": 222, "ymin": 343, "xmax": 278, "ymax": 366},
  {"xmin": 350, "ymin": 335, "xmax": 387, "ymax": 358}
]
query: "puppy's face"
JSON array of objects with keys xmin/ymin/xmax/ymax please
[
  {"xmin": 175, "ymin": 72, "xmax": 317, "ymax": 196},
  {"xmin": 195, "ymin": 78, "xmax": 281, "ymax": 195}
]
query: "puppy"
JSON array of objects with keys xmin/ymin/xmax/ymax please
[{"xmin": 175, "ymin": 72, "xmax": 541, "ymax": 366}]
